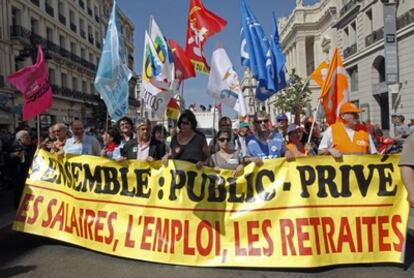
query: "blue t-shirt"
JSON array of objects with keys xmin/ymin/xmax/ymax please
[{"xmin": 246, "ymin": 132, "xmax": 285, "ymax": 159}]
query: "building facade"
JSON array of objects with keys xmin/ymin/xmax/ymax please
[
  {"xmin": 0, "ymin": 0, "xmax": 139, "ymax": 132},
  {"xmin": 336, "ymin": 0, "xmax": 414, "ymax": 134}
]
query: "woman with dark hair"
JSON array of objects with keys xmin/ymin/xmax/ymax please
[
  {"xmin": 101, "ymin": 128, "xmax": 122, "ymax": 160},
  {"xmin": 163, "ymin": 109, "xmax": 209, "ymax": 168},
  {"xmin": 206, "ymin": 129, "xmax": 244, "ymax": 176}
]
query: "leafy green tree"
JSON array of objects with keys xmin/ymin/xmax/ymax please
[{"xmin": 272, "ymin": 69, "xmax": 312, "ymax": 124}]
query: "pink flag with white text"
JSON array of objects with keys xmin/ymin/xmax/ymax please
[{"xmin": 7, "ymin": 46, "xmax": 52, "ymax": 120}]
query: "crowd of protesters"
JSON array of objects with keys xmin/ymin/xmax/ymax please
[{"xmin": 2, "ymin": 103, "xmax": 414, "ymax": 208}]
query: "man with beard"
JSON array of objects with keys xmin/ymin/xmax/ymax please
[{"xmin": 64, "ymin": 120, "xmax": 101, "ymax": 156}]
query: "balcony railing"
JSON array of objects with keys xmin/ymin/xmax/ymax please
[
  {"xmin": 70, "ymin": 23, "xmax": 77, "ymax": 33},
  {"xmin": 339, "ymin": 0, "xmax": 357, "ymax": 17},
  {"xmin": 31, "ymin": 0, "xmax": 40, "ymax": 7},
  {"xmin": 365, "ymin": 27, "xmax": 384, "ymax": 47},
  {"xmin": 45, "ymin": 3, "xmax": 54, "ymax": 17},
  {"xmin": 343, "ymin": 43, "xmax": 357, "ymax": 59},
  {"xmin": 397, "ymin": 8, "xmax": 414, "ymax": 30},
  {"xmin": 51, "ymin": 84, "xmax": 101, "ymax": 103},
  {"xmin": 10, "ymin": 25, "xmax": 32, "ymax": 41},
  {"xmin": 58, "ymin": 14, "xmax": 66, "ymax": 25}
]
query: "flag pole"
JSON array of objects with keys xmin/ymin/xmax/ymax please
[
  {"xmin": 307, "ymin": 99, "xmax": 321, "ymax": 144},
  {"xmin": 105, "ymin": 112, "xmax": 109, "ymax": 133}
]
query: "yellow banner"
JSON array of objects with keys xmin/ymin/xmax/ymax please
[{"xmin": 13, "ymin": 149, "xmax": 409, "ymax": 267}]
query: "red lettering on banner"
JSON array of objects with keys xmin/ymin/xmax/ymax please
[
  {"xmin": 153, "ymin": 217, "xmax": 169, "ymax": 253},
  {"xmin": 94, "ymin": 210, "xmax": 107, "ymax": 243},
  {"xmin": 184, "ymin": 220, "xmax": 195, "ymax": 255},
  {"xmin": 247, "ymin": 221, "xmax": 261, "ymax": 256},
  {"xmin": 84, "ymin": 209, "xmax": 95, "ymax": 240},
  {"xmin": 378, "ymin": 216, "xmax": 391, "ymax": 251},
  {"xmin": 170, "ymin": 219, "xmax": 183, "ymax": 254},
  {"xmin": 141, "ymin": 216, "xmax": 154, "ymax": 250},
  {"xmin": 391, "ymin": 215, "xmax": 404, "ymax": 252},
  {"xmin": 50, "ymin": 201, "xmax": 65, "ymax": 230},
  {"xmin": 362, "ymin": 216, "xmax": 376, "ymax": 252},
  {"xmin": 309, "ymin": 218, "xmax": 321, "ymax": 255},
  {"xmin": 106, "ymin": 212, "xmax": 117, "ymax": 245},
  {"xmin": 27, "ymin": 195, "xmax": 43, "ymax": 225},
  {"xmin": 337, "ymin": 217, "xmax": 356, "ymax": 253},
  {"xmin": 280, "ymin": 219, "xmax": 296, "ymax": 256},
  {"xmin": 262, "ymin": 219, "xmax": 273, "ymax": 256},
  {"xmin": 321, "ymin": 217, "xmax": 336, "ymax": 253},
  {"xmin": 125, "ymin": 214, "xmax": 135, "ymax": 248},
  {"xmin": 15, "ymin": 193, "xmax": 35, "ymax": 223},
  {"xmin": 297, "ymin": 218, "xmax": 312, "ymax": 256},
  {"xmin": 196, "ymin": 220, "xmax": 213, "ymax": 256},
  {"xmin": 234, "ymin": 222, "xmax": 247, "ymax": 256},
  {"xmin": 214, "ymin": 221, "xmax": 221, "ymax": 256},
  {"xmin": 41, "ymin": 198, "xmax": 57, "ymax": 227},
  {"xmin": 355, "ymin": 217, "xmax": 363, "ymax": 252}
]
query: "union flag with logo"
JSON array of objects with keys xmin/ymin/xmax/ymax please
[
  {"xmin": 320, "ymin": 48, "xmax": 351, "ymax": 125},
  {"xmin": 185, "ymin": 0, "xmax": 227, "ymax": 74}
]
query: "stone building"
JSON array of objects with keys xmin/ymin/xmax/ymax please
[{"xmin": 0, "ymin": 0, "xmax": 139, "ymax": 132}]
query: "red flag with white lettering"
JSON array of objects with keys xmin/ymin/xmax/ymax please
[
  {"xmin": 169, "ymin": 39, "xmax": 196, "ymax": 81},
  {"xmin": 185, "ymin": 0, "xmax": 227, "ymax": 74}
]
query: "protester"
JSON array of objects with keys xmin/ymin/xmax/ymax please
[
  {"xmin": 101, "ymin": 128, "xmax": 122, "ymax": 160},
  {"xmin": 246, "ymin": 111, "xmax": 290, "ymax": 164},
  {"xmin": 116, "ymin": 116, "xmax": 135, "ymax": 146},
  {"xmin": 206, "ymin": 129, "xmax": 244, "ymax": 176},
  {"xmin": 64, "ymin": 120, "xmax": 101, "ymax": 156},
  {"xmin": 39, "ymin": 126, "xmax": 56, "ymax": 151},
  {"xmin": 236, "ymin": 121, "xmax": 250, "ymax": 157},
  {"xmin": 276, "ymin": 113, "xmax": 289, "ymax": 140},
  {"xmin": 394, "ymin": 115, "xmax": 410, "ymax": 141},
  {"xmin": 120, "ymin": 118, "xmax": 166, "ymax": 162},
  {"xmin": 318, "ymin": 102, "xmax": 377, "ymax": 157},
  {"xmin": 8, "ymin": 130, "xmax": 36, "ymax": 208},
  {"xmin": 285, "ymin": 124, "xmax": 314, "ymax": 158},
  {"xmin": 399, "ymin": 133, "xmax": 414, "ymax": 208},
  {"xmin": 50, "ymin": 123, "xmax": 68, "ymax": 155},
  {"xmin": 163, "ymin": 109, "xmax": 209, "ymax": 168},
  {"xmin": 301, "ymin": 116, "xmax": 320, "ymax": 154},
  {"xmin": 209, "ymin": 116, "xmax": 237, "ymax": 154}
]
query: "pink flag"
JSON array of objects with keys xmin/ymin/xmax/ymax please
[{"xmin": 7, "ymin": 46, "xmax": 52, "ymax": 120}]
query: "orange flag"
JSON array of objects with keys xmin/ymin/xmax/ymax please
[
  {"xmin": 311, "ymin": 61, "xmax": 329, "ymax": 88},
  {"xmin": 320, "ymin": 48, "xmax": 350, "ymax": 125}
]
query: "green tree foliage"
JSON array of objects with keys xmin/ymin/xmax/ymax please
[{"xmin": 272, "ymin": 69, "xmax": 312, "ymax": 118}]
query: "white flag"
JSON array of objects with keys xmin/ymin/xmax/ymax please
[{"xmin": 207, "ymin": 48, "xmax": 247, "ymax": 116}]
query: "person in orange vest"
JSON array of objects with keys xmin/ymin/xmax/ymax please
[
  {"xmin": 318, "ymin": 102, "xmax": 377, "ymax": 158},
  {"xmin": 285, "ymin": 124, "xmax": 315, "ymax": 158}
]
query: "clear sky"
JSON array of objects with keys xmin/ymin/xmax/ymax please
[{"xmin": 117, "ymin": 0, "xmax": 320, "ymax": 116}]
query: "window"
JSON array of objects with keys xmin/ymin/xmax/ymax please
[
  {"xmin": 347, "ymin": 66, "xmax": 359, "ymax": 92},
  {"xmin": 31, "ymin": 18, "xmax": 39, "ymax": 34},
  {"xmin": 46, "ymin": 27, "xmax": 53, "ymax": 42},
  {"xmin": 72, "ymin": 77, "xmax": 78, "ymax": 91},
  {"xmin": 61, "ymin": 73, "xmax": 67, "ymax": 87},
  {"xmin": 49, "ymin": 68, "xmax": 56, "ymax": 84},
  {"xmin": 70, "ymin": 42, "xmax": 76, "ymax": 54},
  {"xmin": 82, "ymin": 80, "xmax": 87, "ymax": 94},
  {"xmin": 11, "ymin": 7, "xmax": 21, "ymax": 26},
  {"xmin": 366, "ymin": 9, "xmax": 373, "ymax": 34},
  {"xmin": 59, "ymin": 35, "xmax": 66, "ymax": 48}
]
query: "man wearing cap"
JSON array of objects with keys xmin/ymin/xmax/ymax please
[
  {"xmin": 318, "ymin": 102, "xmax": 377, "ymax": 158},
  {"xmin": 246, "ymin": 111, "xmax": 289, "ymax": 162},
  {"xmin": 120, "ymin": 118, "xmax": 166, "ymax": 162},
  {"xmin": 276, "ymin": 113, "xmax": 288, "ymax": 140},
  {"xmin": 285, "ymin": 124, "xmax": 314, "ymax": 157}
]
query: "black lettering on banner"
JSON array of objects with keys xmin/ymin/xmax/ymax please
[
  {"xmin": 40, "ymin": 158, "xmax": 58, "ymax": 183},
  {"xmin": 81, "ymin": 164, "xmax": 102, "ymax": 193},
  {"xmin": 101, "ymin": 166, "xmax": 121, "ymax": 194},
  {"xmin": 244, "ymin": 173, "xmax": 256, "ymax": 202},
  {"xmin": 296, "ymin": 166, "xmax": 316, "ymax": 198},
  {"xmin": 205, "ymin": 174, "xmax": 226, "ymax": 202},
  {"xmin": 228, "ymin": 177, "xmax": 244, "ymax": 203},
  {"xmin": 255, "ymin": 169, "xmax": 275, "ymax": 201},
  {"xmin": 375, "ymin": 163, "xmax": 397, "ymax": 196},
  {"xmin": 186, "ymin": 171, "xmax": 203, "ymax": 202},
  {"xmin": 119, "ymin": 167, "xmax": 134, "ymax": 197},
  {"xmin": 316, "ymin": 165, "xmax": 340, "ymax": 198},
  {"xmin": 169, "ymin": 169, "xmax": 186, "ymax": 201},
  {"xmin": 134, "ymin": 168, "xmax": 151, "ymax": 198},
  {"xmin": 71, "ymin": 162, "xmax": 83, "ymax": 191}
]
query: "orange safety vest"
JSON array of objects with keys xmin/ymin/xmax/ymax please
[
  {"xmin": 332, "ymin": 122, "xmax": 369, "ymax": 154},
  {"xmin": 286, "ymin": 143, "xmax": 307, "ymax": 157}
]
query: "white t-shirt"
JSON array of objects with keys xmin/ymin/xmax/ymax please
[{"xmin": 318, "ymin": 126, "xmax": 377, "ymax": 154}]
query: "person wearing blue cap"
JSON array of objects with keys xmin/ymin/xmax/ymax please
[{"xmin": 276, "ymin": 113, "xmax": 289, "ymax": 140}]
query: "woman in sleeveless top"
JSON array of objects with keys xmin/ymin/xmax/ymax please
[
  {"xmin": 163, "ymin": 110, "xmax": 209, "ymax": 168},
  {"xmin": 206, "ymin": 129, "xmax": 244, "ymax": 176}
]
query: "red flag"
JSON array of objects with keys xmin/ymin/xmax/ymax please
[
  {"xmin": 7, "ymin": 46, "xmax": 52, "ymax": 120},
  {"xmin": 166, "ymin": 98, "xmax": 180, "ymax": 120},
  {"xmin": 169, "ymin": 39, "xmax": 196, "ymax": 81},
  {"xmin": 185, "ymin": 0, "xmax": 227, "ymax": 73},
  {"xmin": 320, "ymin": 48, "xmax": 350, "ymax": 125}
]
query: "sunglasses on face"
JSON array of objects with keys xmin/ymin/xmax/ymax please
[
  {"xmin": 181, "ymin": 121, "xmax": 191, "ymax": 126},
  {"xmin": 218, "ymin": 137, "xmax": 230, "ymax": 143},
  {"xmin": 255, "ymin": 119, "xmax": 269, "ymax": 124}
]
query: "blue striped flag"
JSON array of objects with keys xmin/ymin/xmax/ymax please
[{"xmin": 94, "ymin": 0, "xmax": 132, "ymax": 121}]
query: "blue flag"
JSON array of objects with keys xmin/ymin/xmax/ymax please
[
  {"xmin": 240, "ymin": 0, "xmax": 275, "ymax": 101},
  {"xmin": 270, "ymin": 12, "xmax": 287, "ymax": 92},
  {"xmin": 94, "ymin": 0, "xmax": 132, "ymax": 121}
]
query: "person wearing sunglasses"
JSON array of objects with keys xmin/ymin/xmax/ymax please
[
  {"xmin": 209, "ymin": 116, "xmax": 237, "ymax": 154},
  {"xmin": 246, "ymin": 111, "xmax": 289, "ymax": 163},
  {"xmin": 163, "ymin": 110, "xmax": 210, "ymax": 169},
  {"xmin": 276, "ymin": 113, "xmax": 289, "ymax": 140},
  {"xmin": 206, "ymin": 129, "xmax": 244, "ymax": 176}
]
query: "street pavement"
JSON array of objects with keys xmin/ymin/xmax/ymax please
[{"xmin": 1, "ymin": 187, "xmax": 414, "ymax": 278}]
